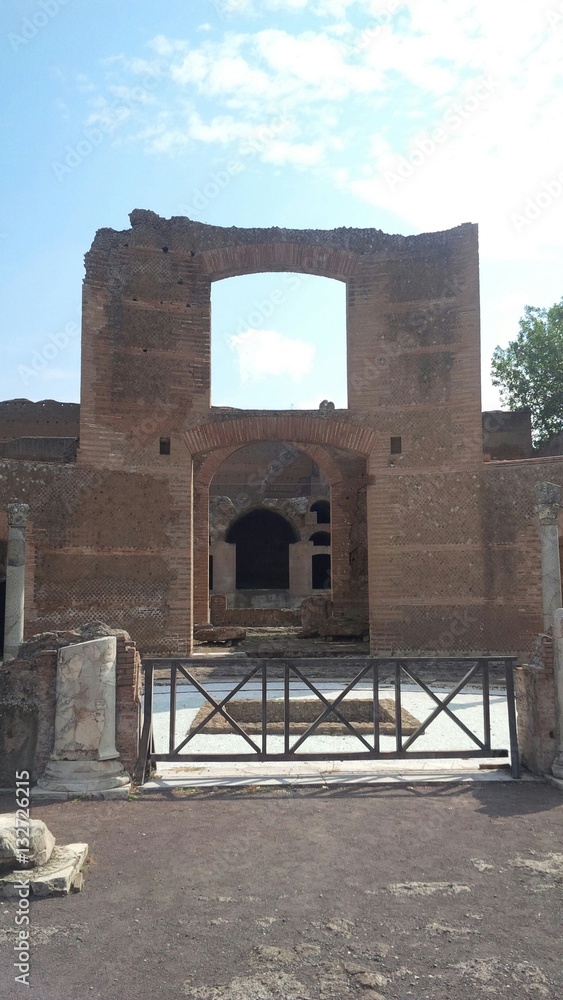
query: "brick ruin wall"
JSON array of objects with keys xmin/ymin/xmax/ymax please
[
  {"xmin": 0, "ymin": 211, "xmax": 560, "ymax": 668},
  {"xmin": 0, "ymin": 460, "xmax": 184, "ymax": 654},
  {"xmin": 0, "ymin": 399, "xmax": 79, "ymax": 442}
]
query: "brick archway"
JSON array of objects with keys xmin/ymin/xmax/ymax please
[
  {"xmin": 185, "ymin": 414, "xmax": 377, "ymax": 461},
  {"xmin": 190, "ymin": 424, "xmax": 373, "ymax": 626},
  {"xmin": 195, "ymin": 441, "xmax": 343, "ymax": 491},
  {"xmin": 198, "ymin": 241, "xmax": 360, "ymax": 282}
]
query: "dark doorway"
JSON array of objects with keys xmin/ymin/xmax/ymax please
[
  {"xmin": 311, "ymin": 500, "xmax": 330, "ymax": 524},
  {"xmin": 226, "ymin": 508, "xmax": 298, "ymax": 590},
  {"xmin": 312, "ymin": 553, "xmax": 331, "ymax": 589}
]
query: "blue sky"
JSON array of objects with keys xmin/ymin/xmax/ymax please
[{"xmin": 2, "ymin": 0, "xmax": 563, "ymax": 411}]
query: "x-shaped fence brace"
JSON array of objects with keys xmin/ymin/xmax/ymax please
[{"xmin": 135, "ymin": 657, "xmax": 519, "ymax": 782}]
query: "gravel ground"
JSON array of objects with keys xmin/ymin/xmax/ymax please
[{"xmin": 0, "ymin": 782, "xmax": 561, "ymax": 1000}]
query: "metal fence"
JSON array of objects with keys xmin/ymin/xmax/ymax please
[{"xmin": 135, "ymin": 657, "xmax": 520, "ymax": 783}]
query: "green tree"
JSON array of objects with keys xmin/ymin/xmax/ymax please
[{"xmin": 491, "ymin": 298, "xmax": 563, "ymax": 447}]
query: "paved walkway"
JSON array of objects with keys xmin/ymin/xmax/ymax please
[
  {"xmin": 146, "ymin": 757, "xmax": 524, "ymax": 789},
  {"xmin": 0, "ymin": 780, "xmax": 562, "ymax": 999}
]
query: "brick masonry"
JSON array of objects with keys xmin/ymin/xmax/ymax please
[{"xmin": 0, "ymin": 211, "xmax": 562, "ymax": 773}]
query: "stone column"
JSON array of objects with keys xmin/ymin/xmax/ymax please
[
  {"xmin": 193, "ymin": 483, "xmax": 210, "ymax": 625},
  {"xmin": 552, "ymin": 609, "xmax": 563, "ymax": 780},
  {"xmin": 289, "ymin": 541, "xmax": 313, "ymax": 598},
  {"xmin": 534, "ymin": 483, "xmax": 563, "ymax": 781},
  {"xmin": 34, "ymin": 636, "xmax": 131, "ymax": 799},
  {"xmin": 534, "ymin": 482, "xmax": 562, "ymax": 631},
  {"xmin": 212, "ymin": 541, "xmax": 236, "ymax": 597},
  {"xmin": 3, "ymin": 503, "xmax": 30, "ymax": 662}
]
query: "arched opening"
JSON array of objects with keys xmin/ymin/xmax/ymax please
[
  {"xmin": 310, "ymin": 531, "xmax": 331, "ymax": 546},
  {"xmin": 211, "ymin": 273, "xmax": 347, "ymax": 410},
  {"xmin": 206, "ymin": 442, "xmax": 333, "ymax": 614},
  {"xmin": 312, "ymin": 553, "xmax": 331, "ymax": 590},
  {"xmin": 311, "ymin": 499, "xmax": 330, "ymax": 524},
  {"xmin": 226, "ymin": 508, "xmax": 298, "ymax": 590}
]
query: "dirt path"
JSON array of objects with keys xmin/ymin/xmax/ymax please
[{"xmin": 0, "ymin": 782, "xmax": 561, "ymax": 999}]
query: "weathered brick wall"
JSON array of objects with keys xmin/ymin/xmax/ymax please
[
  {"xmin": 0, "ymin": 400, "xmax": 79, "ymax": 442},
  {"xmin": 0, "ymin": 460, "xmax": 187, "ymax": 654},
  {"xmin": 116, "ymin": 636, "xmax": 142, "ymax": 775},
  {"xmin": 481, "ymin": 458, "xmax": 563, "ymax": 653},
  {"xmin": 367, "ymin": 458, "xmax": 563, "ymax": 655}
]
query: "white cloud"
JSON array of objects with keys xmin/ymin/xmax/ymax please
[
  {"xmin": 230, "ymin": 329, "xmax": 316, "ymax": 382},
  {"xmin": 261, "ymin": 138, "xmax": 326, "ymax": 166},
  {"xmin": 90, "ymin": 4, "xmax": 563, "ymax": 268},
  {"xmin": 185, "ymin": 110, "xmax": 290, "ymax": 145}
]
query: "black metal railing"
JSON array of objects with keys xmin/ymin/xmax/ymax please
[{"xmin": 134, "ymin": 657, "xmax": 520, "ymax": 783}]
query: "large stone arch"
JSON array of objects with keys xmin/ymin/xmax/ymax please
[
  {"xmin": 198, "ymin": 241, "xmax": 360, "ymax": 282},
  {"xmin": 185, "ymin": 414, "xmax": 377, "ymax": 460}
]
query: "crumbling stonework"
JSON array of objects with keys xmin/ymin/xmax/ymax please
[
  {"xmin": 515, "ymin": 634, "xmax": 559, "ymax": 775},
  {"xmin": 0, "ymin": 624, "xmax": 141, "ymax": 785}
]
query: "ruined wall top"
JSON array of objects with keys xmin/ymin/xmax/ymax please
[
  {"xmin": 0, "ymin": 400, "xmax": 80, "ymax": 443},
  {"xmin": 86, "ymin": 209, "xmax": 477, "ymax": 264}
]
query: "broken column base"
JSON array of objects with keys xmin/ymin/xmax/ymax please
[
  {"xmin": 0, "ymin": 844, "xmax": 88, "ymax": 898},
  {"xmin": 33, "ymin": 759, "xmax": 131, "ymax": 800}
]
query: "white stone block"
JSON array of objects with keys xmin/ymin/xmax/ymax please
[{"xmin": 0, "ymin": 814, "xmax": 55, "ymax": 871}]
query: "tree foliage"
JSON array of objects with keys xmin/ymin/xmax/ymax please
[{"xmin": 491, "ymin": 298, "xmax": 563, "ymax": 446}]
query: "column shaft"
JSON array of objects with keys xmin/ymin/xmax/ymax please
[
  {"xmin": 3, "ymin": 503, "xmax": 30, "ymax": 662},
  {"xmin": 535, "ymin": 482, "xmax": 562, "ymax": 631},
  {"xmin": 534, "ymin": 482, "xmax": 563, "ymax": 780}
]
